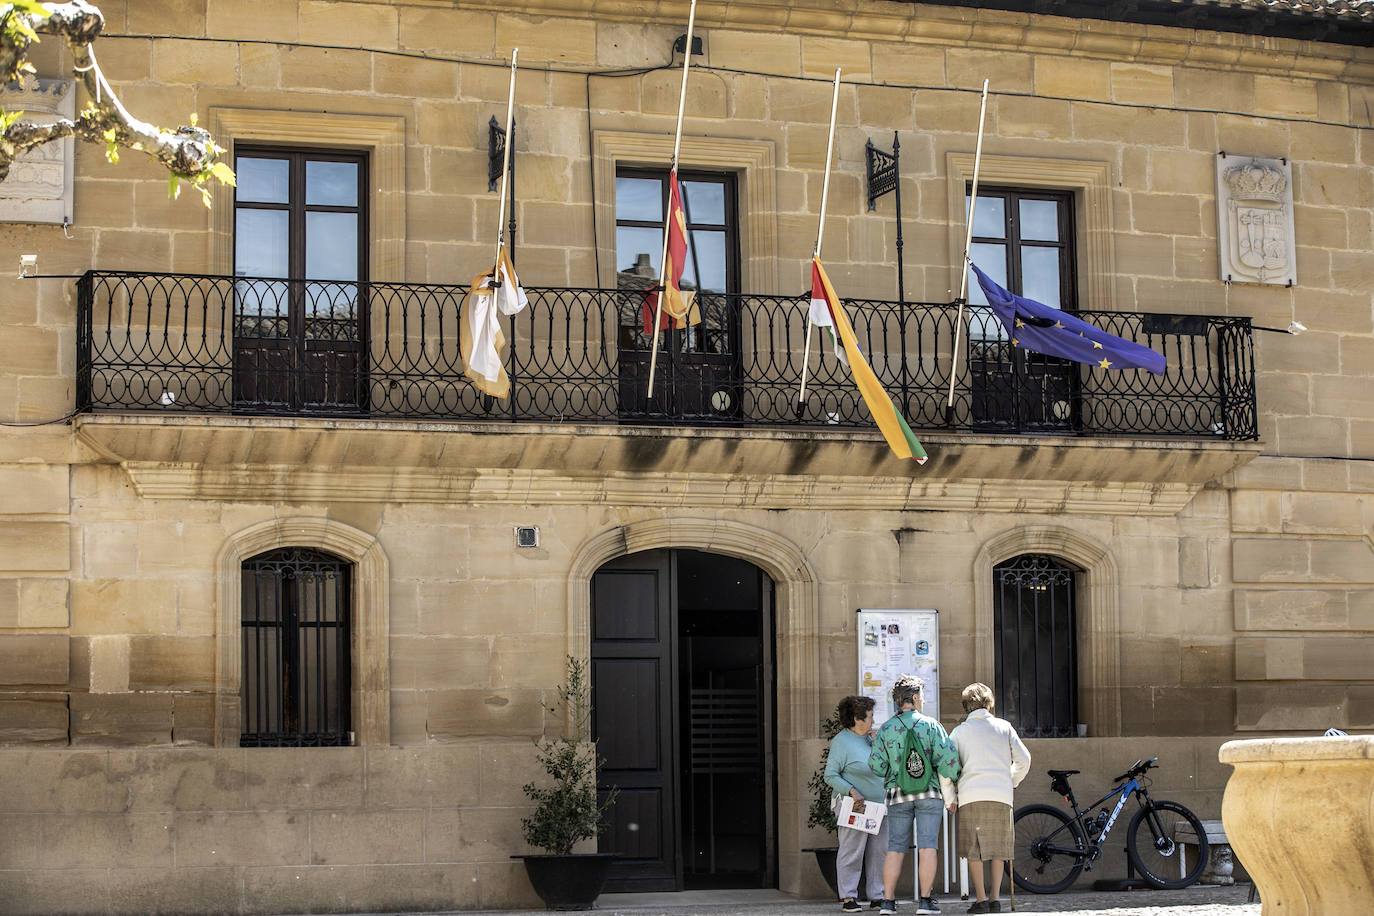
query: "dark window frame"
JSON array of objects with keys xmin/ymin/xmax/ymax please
[
  {"xmin": 231, "ymin": 146, "xmax": 371, "ymax": 411},
  {"xmin": 614, "ymin": 167, "xmax": 742, "ymax": 297},
  {"xmin": 233, "ymin": 145, "xmax": 370, "ymax": 284},
  {"xmin": 965, "ymin": 187, "xmax": 1082, "ymax": 432},
  {"xmin": 612, "ymin": 168, "xmax": 745, "ymax": 422},
  {"xmin": 968, "ymin": 185, "xmax": 1078, "ymax": 312}
]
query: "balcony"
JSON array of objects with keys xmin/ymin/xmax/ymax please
[{"xmin": 76, "ymin": 270, "xmax": 1257, "ymax": 441}]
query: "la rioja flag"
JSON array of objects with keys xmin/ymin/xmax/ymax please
[{"xmin": 810, "ymin": 257, "xmax": 927, "ymax": 463}]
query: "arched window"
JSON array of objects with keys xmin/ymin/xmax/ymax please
[
  {"xmin": 241, "ymin": 547, "xmax": 352, "ymax": 747},
  {"xmin": 993, "ymin": 554, "xmax": 1079, "ymax": 738}
]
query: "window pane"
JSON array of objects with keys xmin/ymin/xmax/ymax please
[
  {"xmin": 970, "ymin": 194, "xmax": 1006, "ymax": 239},
  {"xmin": 967, "ymin": 241, "xmax": 1007, "ymax": 307},
  {"xmin": 237, "ymin": 157, "xmax": 289, "ymax": 204},
  {"xmin": 243, "ymin": 626, "xmax": 281, "ymax": 734},
  {"xmin": 968, "ymin": 242, "xmax": 1007, "ymax": 341},
  {"xmin": 1021, "ymin": 247, "xmax": 1062, "ymax": 309},
  {"xmin": 1020, "ymin": 199, "xmax": 1060, "ymax": 242},
  {"xmin": 616, "ymin": 176, "xmax": 661, "ymax": 222},
  {"xmin": 682, "ymin": 230, "xmax": 726, "ymax": 294},
  {"xmin": 235, "ymin": 209, "xmax": 289, "ymax": 279},
  {"xmin": 306, "ymin": 212, "xmax": 358, "ymax": 282},
  {"xmin": 682, "ymin": 180, "xmax": 725, "ymax": 224},
  {"xmin": 306, "ymin": 160, "xmax": 359, "ymax": 207},
  {"xmin": 616, "ymin": 226, "xmax": 662, "ymax": 284}
]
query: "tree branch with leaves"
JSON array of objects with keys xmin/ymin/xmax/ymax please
[{"xmin": 0, "ymin": 0, "xmax": 233, "ymax": 204}]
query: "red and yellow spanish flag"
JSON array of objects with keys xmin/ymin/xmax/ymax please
[
  {"xmin": 641, "ymin": 169, "xmax": 700, "ymax": 333},
  {"xmin": 810, "ymin": 256, "xmax": 928, "ymax": 463}
]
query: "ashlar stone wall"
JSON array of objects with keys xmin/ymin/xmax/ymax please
[{"xmin": 0, "ymin": 0, "xmax": 1370, "ymax": 910}]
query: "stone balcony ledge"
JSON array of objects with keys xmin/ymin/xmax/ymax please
[{"xmin": 74, "ymin": 412, "xmax": 1260, "ymax": 514}]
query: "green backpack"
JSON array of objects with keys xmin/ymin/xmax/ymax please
[{"xmin": 895, "ymin": 719, "xmax": 934, "ymax": 794}]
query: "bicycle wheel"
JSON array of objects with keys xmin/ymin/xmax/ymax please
[
  {"xmin": 1126, "ymin": 800, "xmax": 1209, "ymax": 889},
  {"xmin": 1013, "ymin": 804, "xmax": 1087, "ymax": 894}
]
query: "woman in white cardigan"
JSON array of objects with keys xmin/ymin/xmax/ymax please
[{"xmin": 944, "ymin": 683, "xmax": 1031, "ymax": 914}]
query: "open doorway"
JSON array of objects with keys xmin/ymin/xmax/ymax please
[{"xmin": 591, "ymin": 549, "xmax": 776, "ymax": 891}]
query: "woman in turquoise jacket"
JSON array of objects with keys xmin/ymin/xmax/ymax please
[{"xmin": 825, "ymin": 695, "xmax": 887, "ymax": 912}]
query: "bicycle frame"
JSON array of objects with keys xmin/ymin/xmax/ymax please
[{"xmin": 1052, "ymin": 776, "xmax": 1149, "ymax": 865}]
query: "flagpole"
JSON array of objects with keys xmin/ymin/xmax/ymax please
[
  {"xmin": 799, "ymin": 67, "xmax": 842, "ymax": 407},
  {"xmin": 647, "ymin": 0, "xmax": 698, "ymax": 398},
  {"xmin": 945, "ymin": 78, "xmax": 989, "ymax": 410},
  {"xmin": 493, "ymin": 49, "xmax": 519, "ymax": 271}
]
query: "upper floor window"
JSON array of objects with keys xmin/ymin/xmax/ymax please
[
  {"xmin": 614, "ymin": 168, "xmax": 739, "ymax": 298},
  {"xmin": 233, "ymin": 147, "xmax": 368, "ymax": 410},
  {"xmin": 966, "ymin": 188, "xmax": 1076, "ymax": 339},
  {"xmin": 964, "ymin": 188, "xmax": 1079, "ymax": 431},
  {"xmin": 613, "ymin": 169, "xmax": 741, "ymax": 422},
  {"xmin": 235, "ymin": 147, "xmax": 368, "ymax": 288}
]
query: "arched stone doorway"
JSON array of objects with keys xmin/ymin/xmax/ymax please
[
  {"xmin": 592, "ymin": 548, "xmax": 774, "ymax": 891},
  {"xmin": 568, "ymin": 519, "xmax": 819, "ymax": 894}
]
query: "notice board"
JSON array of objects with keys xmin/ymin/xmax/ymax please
[{"xmin": 856, "ymin": 609, "xmax": 940, "ymax": 724}]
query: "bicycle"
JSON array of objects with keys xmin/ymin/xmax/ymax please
[{"xmin": 1012, "ymin": 757, "xmax": 1209, "ymax": 894}]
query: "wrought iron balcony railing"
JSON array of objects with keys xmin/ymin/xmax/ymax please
[{"xmin": 75, "ymin": 271, "xmax": 1257, "ymax": 441}]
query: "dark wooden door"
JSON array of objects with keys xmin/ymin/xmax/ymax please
[
  {"xmin": 616, "ymin": 297, "xmax": 740, "ymax": 422},
  {"xmin": 592, "ymin": 554, "xmax": 679, "ymax": 890},
  {"xmin": 592, "ymin": 550, "xmax": 774, "ymax": 892},
  {"xmin": 969, "ymin": 341, "xmax": 1079, "ymax": 432}
]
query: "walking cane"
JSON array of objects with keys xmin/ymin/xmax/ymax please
[{"xmin": 1009, "ymin": 858, "xmax": 1014, "ymax": 910}]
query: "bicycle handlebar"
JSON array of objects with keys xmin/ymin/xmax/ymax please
[{"xmin": 1113, "ymin": 757, "xmax": 1158, "ymax": 783}]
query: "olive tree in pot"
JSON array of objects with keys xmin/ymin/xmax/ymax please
[
  {"xmin": 801, "ymin": 709, "xmax": 843, "ymax": 896},
  {"xmin": 515, "ymin": 656, "xmax": 618, "ymax": 910}
]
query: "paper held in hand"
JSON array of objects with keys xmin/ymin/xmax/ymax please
[{"xmin": 836, "ymin": 795, "xmax": 887, "ymax": 835}]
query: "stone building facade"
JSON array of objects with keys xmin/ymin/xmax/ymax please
[{"xmin": 0, "ymin": 0, "xmax": 1370, "ymax": 912}]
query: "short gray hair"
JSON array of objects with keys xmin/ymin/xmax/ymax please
[{"xmin": 891, "ymin": 674, "xmax": 923, "ymax": 707}]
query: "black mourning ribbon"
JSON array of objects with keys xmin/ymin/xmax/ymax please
[{"xmin": 1015, "ymin": 310, "xmax": 1057, "ymax": 328}]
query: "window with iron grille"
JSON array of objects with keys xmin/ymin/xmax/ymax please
[
  {"xmin": 993, "ymin": 553, "xmax": 1079, "ymax": 738},
  {"xmin": 241, "ymin": 547, "xmax": 353, "ymax": 747}
]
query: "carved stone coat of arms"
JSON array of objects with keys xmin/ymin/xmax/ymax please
[{"xmin": 1215, "ymin": 155, "xmax": 1296, "ymax": 286}]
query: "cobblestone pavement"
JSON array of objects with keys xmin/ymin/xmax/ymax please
[{"xmin": 393, "ymin": 884, "xmax": 1260, "ymax": 916}]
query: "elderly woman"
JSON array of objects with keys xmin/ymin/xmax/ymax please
[
  {"xmin": 945, "ymin": 683, "xmax": 1031, "ymax": 915},
  {"xmin": 824, "ymin": 695, "xmax": 887, "ymax": 913}
]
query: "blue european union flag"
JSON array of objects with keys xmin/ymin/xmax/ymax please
[{"xmin": 970, "ymin": 264, "xmax": 1167, "ymax": 375}]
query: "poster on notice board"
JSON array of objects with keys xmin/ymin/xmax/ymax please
[{"xmin": 856, "ymin": 609, "xmax": 940, "ymax": 725}]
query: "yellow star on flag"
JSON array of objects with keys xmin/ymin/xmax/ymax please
[
  {"xmin": 1098, "ymin": 357, "xmax": 1112, "ymax": 369},
  {"xmin": 1015, "ymin": 318, "xmax": 1025, "ymax": 328},
  {"xmin": 1055, "ymin": 321, "xmax": 1065, "ymax": 329},
  {"xmin": 1092, "ymin": 341, "xmax": 1103, "ymax": 349},
  {"xmin": 1012, "ymin": 338, "xmax": 1019, "ymax": 347}
]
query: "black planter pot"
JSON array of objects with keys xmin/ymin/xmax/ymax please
[
  {"xmin": 803, "ymin": 846, "xmax": 840, "ymax": 897},
  {"xmin": 515, "ymin": 853, "xmax": 619, "ymax": 910}
]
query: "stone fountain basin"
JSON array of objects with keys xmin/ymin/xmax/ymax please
[{"xmin": 1220, "ymin": 735, "xmax": 1374, "ymax": 915}]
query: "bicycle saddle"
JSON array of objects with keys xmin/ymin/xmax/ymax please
[{"xmin": 1046, "ymin": 769, "xmax": 1079, "ymax": 777}]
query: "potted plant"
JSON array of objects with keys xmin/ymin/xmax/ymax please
[
  {"xmin": 515, "ymin": 656, "xmax": 619, "ymax": 910},
  {"xmin": 802, "ymin": 709, "xmax": 843, "ymax": 896}
]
